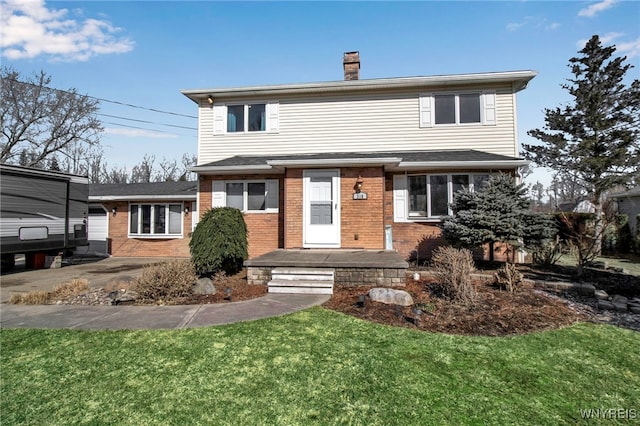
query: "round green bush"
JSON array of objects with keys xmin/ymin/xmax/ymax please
[{"xmin": 189, "ymin": 207, "xmax": 248, "ymax": 275}]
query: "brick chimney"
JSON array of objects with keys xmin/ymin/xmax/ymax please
[{"xmin": 343, "ymin": 51, "xmax": 360, "ymax": 81}]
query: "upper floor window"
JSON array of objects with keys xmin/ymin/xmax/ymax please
[
  {"xmin": 129, "ymin": 203, "xmax": 183, "ymax": 237},
  {"xmin": 419, "ymin": 91, "xmax": 496, "ymax": 127},
  {"xmin": 212, "ymin": 101, "xmax": 279, "ymax": 134},
  {"xmin": 227, "ymin": 104, "xmax": 266, "ymax": 132}
]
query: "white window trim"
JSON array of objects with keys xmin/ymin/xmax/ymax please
[
  {"xmin": 128, "ymin": 203, "xmax": 184, "ymax": 239},
  {"xmin": 397, "ymin": 173, "xmax": 492, "ymax": 222},
  {"xmin": 212, "ymin": 179, "xmax": 279, "ymax": 213},
  {"xmin": 213, "ymin": 101, "xmax": 279, "ymax": 135},
  {"xmin": 419, "ymin": 91, "xmax": 496, "ymax": 128}
]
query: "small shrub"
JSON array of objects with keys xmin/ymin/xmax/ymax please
[
  {"xmin": 132, "ymin": 260, "xmax": 198, "ymax": 301},
  {"xmin": 530, "ymin": 236, "xmax": 563, "ymax": 266},
  {"xmin": 50, "ymin": 278, "xmax": 89, "ymax": 299},
  {"xmin": 10, "ymin": 290, "xmax": 49, "ymax": 305},
  {"xmin": 430, "ymin": 246, "xmax": 477, "ymax": 306},
  {"xmin": 190, "ymin": 207, "xmax": 248, "ymax": 276},
  {"xmin": 494, "ymin": 263, "xmax": 524, "ymax": 293}
]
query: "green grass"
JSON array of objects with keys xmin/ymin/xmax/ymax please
[
  {"xmin": 1, "ymin": 308, "xmax": 639, "ymax": 425},
  {"xmin": 557, "ymin": 253, "xmax": 640, "ymax": 276}
]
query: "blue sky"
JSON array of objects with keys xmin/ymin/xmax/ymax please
[{"xmin": 2, "ymin": 0, "xmax": 639, "ymax": 188}]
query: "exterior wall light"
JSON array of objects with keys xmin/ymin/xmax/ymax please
[
  {"xmin": 111, "ymin": 207, "xmax": 117, "ymax": 216},
  {"xmin": 355, "ymin": 175, "xmax": 364, "ymax": 193}
]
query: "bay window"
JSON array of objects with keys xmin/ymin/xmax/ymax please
[
  {"xmin": 400, "ymin": 173, "xmax": 491, "ymax": 220},
  {"xmin": 129, "ymin": 204, "xmax": 183, "ymax": 237}
]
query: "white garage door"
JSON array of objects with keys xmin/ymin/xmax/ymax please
[{"xmin": 87, "ymin": 205, "xmax": 108, "ymax": 254}]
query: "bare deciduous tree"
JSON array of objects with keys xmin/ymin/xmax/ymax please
[{"xmin": 1, "ymin": 67, "xmax": 103, "ymax": 167}]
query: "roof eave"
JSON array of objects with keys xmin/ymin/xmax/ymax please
[
  {"xmin": 266, "ymin": 157, "xmax": 402, "ymax": 167},
  {"xmin": 181, "ymin": 70, "xmax": 538, "ymax": 103},
  {"xmin": 89, "ymin": 195, "xmax": 196, "ymax": 201},
  {"xmin": 391, "ymin": 160, "xmax": 529, "ymax": 171}
]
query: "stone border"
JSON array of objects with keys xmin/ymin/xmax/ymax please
[{"xmin": 247, "ymin": 266, "xmax": 407, "ymax": 287}]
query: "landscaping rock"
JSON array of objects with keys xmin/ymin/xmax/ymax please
[
  {"xmin": 588, "ymin": 260, "xmax": 607, "ymax": 269},
  {"xmin": 193, "ymin": 277, "xmax": 216, "ymax": 295},
  {"xmin": 611, "ymin": 295, "xmax": 629, "ymax": 312},
  {"xmin": 579, "ymin": 283, "xmax": 596, "ymax": 296},
  {"xmin": 368, "ymin": 288, "xmax": 414, "ymax": 306},
  {"xmin": 612, "ymin": 295, "xmax": 629, "ymax": 305},
  {"xmin": 594, "ymin": 290, "xmax": 609, "ymax": 300},
  {"xmin": 597, "ymin": 300, "xmax": 615, "ymax": 311},
  {"xmin": 629, "ymin": 304, "xmax": 640, "ymax": 314}
]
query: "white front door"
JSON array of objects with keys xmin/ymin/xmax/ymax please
[{"xmin": 303, "ymin": 169, "xmax": 340, "ymax": 247}]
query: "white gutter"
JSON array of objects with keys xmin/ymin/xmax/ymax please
[
  {"xmin": 267, "ymin": 157, "xmax": 402, "ymax": 167},
  {"xmin": 189, "ymin": 164, "xmax": 276, "ymax": 174},
  {"xmin": 392, "ymin": 160, "xmax": 529, "ymax": 170}
]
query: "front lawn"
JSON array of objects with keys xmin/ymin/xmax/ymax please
[{"xmin": 1, "ymin": 308, "xmax": 638, "ymax": 425}]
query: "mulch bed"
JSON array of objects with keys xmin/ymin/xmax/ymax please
[
  {"xmin": 322, "ymin": 278, "xmax": 588, "ymax": 336},
  {"xmin": 167, "ymin": 269, "xmax": 268, "ymax": 305}
]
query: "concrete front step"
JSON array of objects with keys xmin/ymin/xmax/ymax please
[
  {"xmin": 268, "ymin": 268, "xmax": 335, "ymax": 294},
  {"xmin": 271, "ymin": 268, "xmax": 334, "ymax": 280},
  {"xmin": 268, "ymin": 281, "xmax": 334, "ymax": 295}
]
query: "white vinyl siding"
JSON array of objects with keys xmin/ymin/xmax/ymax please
[{"xmin": 198, "ymin": 85, "xmax": 518, "ymax": 164}]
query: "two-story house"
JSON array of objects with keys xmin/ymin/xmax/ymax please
[{"xmin": 182, "ymin": 52, "xmax": 535, "ymax": 291}]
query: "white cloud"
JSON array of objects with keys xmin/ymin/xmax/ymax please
[
  {"xmin": 104, "ymin": 128, "xmax": 178, "ymax": 139},
  {"xmin": 506, "ymin": 16, "xmax": 560, "ymax": 32},
  {"xmin": 0, "ymin": 0, "xmax": 134, "ymax": 62},
  {"xmin": 578, "ymin": 0, "xmax": 618, "ymax": 18},
  {"xmin": 617, "ymin": 37, "xmax": 640, "ymax": 58},
  {"xmin": 576, "ymin": 33, "xmax": 640, "ymax": 58}
]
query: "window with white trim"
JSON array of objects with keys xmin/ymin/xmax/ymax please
[
  {"xmin": 212, "ymin": 101, "xmax": 279, "ymax": 134},
  {"xmin": 129, "ymin": 203, "xmax": 183, "ymax": 237},
  {"xmin": 419, "ymin": 91, "xmax": 496, "ymax": 127},
  {"xmin": 398, "ymin": 174, "xmax": 490, "ymax": 220},
  {"xmin": 212, "ymin": 180, "xmax": 279, "ymax": 213}
]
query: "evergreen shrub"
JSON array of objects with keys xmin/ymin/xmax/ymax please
[{"xmin": 190, "ymin": 207, "xmax": 248, "ymax": 275}]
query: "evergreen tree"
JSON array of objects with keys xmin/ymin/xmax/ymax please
[
  {"xmin": 442, "ymin": 174, "xmax": 553, "ymax": 262},
  {"xmin": 524, "ymin": 34, "xmax": 640, "ymax": 258}
]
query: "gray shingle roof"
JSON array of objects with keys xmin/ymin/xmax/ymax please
[
  {"xmin": 89, "ymin": 181, "xmax": 197, "ymax": 198},
  {"xmin": 197, "ymin": 150, "xmax": 522, "ymax": 168}
]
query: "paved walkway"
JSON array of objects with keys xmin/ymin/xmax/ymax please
[{"xmin": 0, "ymin": 294, "xmax": 329, "ymax": 330}]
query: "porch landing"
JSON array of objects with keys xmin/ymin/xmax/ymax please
[{"xmin": 245, "ymin": 250, "xmax": 409, "ymax": 290}]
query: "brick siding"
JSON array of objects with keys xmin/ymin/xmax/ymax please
[{"xmin": 102, "ymin": 201, "xmax": 192, "ymax": 257}]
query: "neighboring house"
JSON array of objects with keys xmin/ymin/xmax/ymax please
[
  {"xmin": 181, "ymin": 52, "xmax": 535, "ymax": 261},
  {"xmin": 612, "ymin": 187, "xmax": 640, "ymax": 236},
  {"xmin": 556, "ymin": 199, "xmax": 596, "ymax": 214},
  {"xmin": 84, "ymin": 181, "xmax": 197, "ymax": 257}
]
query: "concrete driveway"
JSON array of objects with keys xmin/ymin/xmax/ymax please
[{"xmin": 0, "ymin": 257, "xmax": 168, "ymax": 303}]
